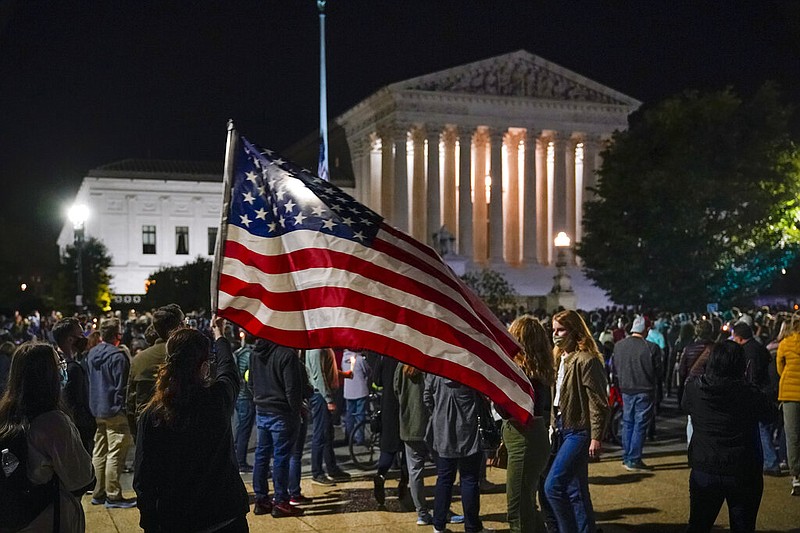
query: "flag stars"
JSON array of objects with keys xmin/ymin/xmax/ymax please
[
  {"xmin": 360, "ymin": 218, "xmax": 373, "ymax": 226},
  {"xmin": 242, "ymin": 191, "xmax": 256, "ymax": 205},
  {"xmin": 322, "ymin": 219, "xmax": 337, "ymax": 231},
  {"xmin": 254, "ymin": 208, "xmax": 268, "ymax": 220},
  {"xmin": 278, "ymin": 216, "xmax": 286, "ymax": 228},
  {"xmin": 267, "ymin": 221, "xmax": 277, "ymax": 233},
  {"xmin": 246, "ymin": 171, "xmax": 259, "ymax": 184},
  {"xmin": 239, "ymin": 214, "xmax": 252, "ymax": 228},
  {"xmin": 284, "ymin": 199, "xmax": 296, "ymax": 213},
  {"xmin": 311, "ymin": 205, "xmax": 326, "ymax": 218},
  {"xmin": 353, "ymin": 231, "xmax": 366, "ymax": 241},
  {"xmin": 330, "ymin": 204, "xmax": 343, "ymax": 213},
  {"xmin": 294, "ymin": 212, "xmax": 307, "ymax": 225},
  {"xmin": 341, "ymin": 216, "xmax": 354, "ymax": 226},
  {"xmin": 272, "ymin": 158, "xmax": 285, "ymax": 166}
]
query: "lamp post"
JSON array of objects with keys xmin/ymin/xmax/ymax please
[
  {"xmin": 68, "ymin": 204, "xmax": 89, "ymax": 310},
  {"xmin": 547, "ymin": 231, "xmax": 576, "ymax": 311}
]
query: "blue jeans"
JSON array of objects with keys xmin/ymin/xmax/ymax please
[
  {"xmin": 253, "ymin": 411, "xmax": 298, "ymax": 504},
  {"xmin": 434, "ymin": 453, "xmax": 482, "ymax": 533},
  {"xmin": 288, "ymin": 414, "xmax": 308, "ymax": 497},
  {"xmin": 621, "ymin": 391, "xmax": 654, "ymax": 465},
  {"xmin": 544, "ymin": 421, "xmax": 596, "ymax": 533},
  {"xmin": 688, "ymin": 469, "xmax": 762, "ymax": 532},
  {"xmin": 234, "ymin": 397, "xmax": 255, "ymax": 467},
  {"xmin": 310, "ymin": 392, "xmax": 338, "ymax": 477},
  {"xmin": 345, "ymin": 397, "xmax": 366, "ymax": 444}
]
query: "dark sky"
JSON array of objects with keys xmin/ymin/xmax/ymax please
[{"xmin": 1, "ymin": 0, "xmax": 799, "ymax": 277}]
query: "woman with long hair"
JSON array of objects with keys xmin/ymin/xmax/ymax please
[
  {"xmin": 0, "ymin": 342, "xmax": 94, "ymax": 532},
  {"xmin": 504, "ymin": 315, "xmax": 555, "ymax": 533},
  {"xmin": 682, "ymin": 341, "xmax": 777, "ymax": 530},
  {"xmin": 545, "ymin": 310, "xmax": 609, "ymax": 533},
  {"xmin": 133, "ymin": 317, "xmax": 249, "ymax": 532}
]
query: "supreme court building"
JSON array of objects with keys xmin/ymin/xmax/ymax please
[{"xmin": 331, "ymin": 50, "xmax": 641, "ymax": 308}]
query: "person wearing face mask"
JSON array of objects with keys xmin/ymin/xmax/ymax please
[
  {"xmin": 53, "ymin": 317, "xmax": 95, "ymax": 455},
  {"xmin": 545, "ymin": 310, "xmax": 609, "ymax": 533}
]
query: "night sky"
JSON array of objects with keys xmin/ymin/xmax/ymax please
[{"xmin": 1, "ymin": 0, "xmax": 799, "ymax": 279}]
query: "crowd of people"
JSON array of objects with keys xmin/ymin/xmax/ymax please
[{"xmin": 0, "ymin": 303, "xmax": 798, "ymax": 532}]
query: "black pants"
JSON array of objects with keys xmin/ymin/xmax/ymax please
[{"xmin": 687, "ymin": 469, "xmax": 762, "ymax": 532}]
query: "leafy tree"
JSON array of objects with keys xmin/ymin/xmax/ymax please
[
  {"xmin": 143, "ymin": 257, "xmax": 212, "ymax": 311},
  {"xmin": 580, "ymin": 84, "xmax": 800, "ymax": 309},
  {"xmin": 56, "ymin": 237, "xmax": 113, "ymax": 313},
  {"xmin": 461, "ymin": 268, "xmax": 517, "ymax": 320}
]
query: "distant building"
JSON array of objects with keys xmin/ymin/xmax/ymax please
[
  {"xmin": 60, "ymin": 50, "xmax": 640, "ymax": 310},
  {"xmin": 57, "ymin": 160, "xmax": 222, "ymax": 299}
]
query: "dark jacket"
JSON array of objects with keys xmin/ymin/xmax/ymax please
[
  {"xmin": 372, "ymin": 355, "xmax": 402, "ymax": 453},
  {"xmin": 249, "ymin": 339, "xmax": 303, "ymax": 416},
  {"xmin": 133, "ymin": 338, "xmax": 249, "ymax": 532},
  {"xmin": 87, "ymin": 342, "xmax": 130, "ymax": 418},
  {"xmin": 63, "ymin": 359, "xmax": 96, "ymax": 452},
  {"xmin": 681, "ymin": 375, "xmax": 776, "ymax": 477},
  {"xmin": 612, "ymin": 335, "xmax": 662, "ymax": 394},
  {"xmin": 127, "ymin": 340, "xmax": 167, "ymax": 422},
  {"xmin": 741, "ymin": 338, "xmax": 770, "ymax": 391}
]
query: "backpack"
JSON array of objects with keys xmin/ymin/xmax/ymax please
[{"xmin": 0, "ymin": 426, "xmax": 59, "ymax": 533}]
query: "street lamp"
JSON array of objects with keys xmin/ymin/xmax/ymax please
[
  {"xmin": 68, "ymin": 204, "xmax": 89, "ymax": 310},
  {"xmin": 547, "ymin": 231, "xmax": 576, "ymax": 311}
]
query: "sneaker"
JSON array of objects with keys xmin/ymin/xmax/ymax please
[
  {"xmin": 238, "ymin": 464, "xmax": 253, "ymax": 474},
  {"xmin": 780, "ymin": 461, "xmax": 789, "ymax": 472},
  {"xmin": 312, "ymin": 474, "xmax": 336, "ymax": 486},
  {"xmin": 328, "ymin": 469, "xmax": 351, "ymax": 482},
  {"xmin": 289, "ymin": 494, "xmax": 313, "ymax": 506},
  {"xmin": 416, "ymin": 512, "xmax": 433, "ymax": 525},
  {"xmin": 792, "ymin": 476, "xmax": 800, "ymax": 496},
  {"xmin": 90, "ymin": 497, "xmax": 105, "ymax": 506},
  {"xmin": 624, "ymin": 461, "xmax": 652, "ymax": 472},
  {"xmin": 271, "ymin": 501, "xmax": 304, "ymax": 517},
  {"xmin": 104, "ymin": 497, "xmax": 137, "ymax": 509},
  {"xmin": 253, "ymin": 500, "xmax": 272, "ymax": 515},
  {"xmin": 373, "ymin": 474, "xmax": 386, "ymax": 504},
  {"xmin": 447, "ymin": 511, "xmax": 464, "ymax": 524}
]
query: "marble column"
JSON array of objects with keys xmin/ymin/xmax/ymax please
[
  {"xmin": 582, "ymin": 136, "xmax": 599, "ymax": 203},
  {"xmin": 489, "ymin": 129, "xmax": 504, "ymax": 263},
  {"xmin": 522, "ymin": 129, "xmax": 538, "ymax": 264},
  {"xmin": 392, "ymin": 129, "xmax": 409, "ymax": 232},
  {"xmin": 535, "ymin": 135, "xmax": 549, "ymax": 265},
  {"xmin": 458, "ymin": 130, "xmax": 473, "ymax": 257},
  {"xmin": 505, "ymin": 131, "xmax": 523, "ymax": 266},
  {"xmin": 565, "ymin": 137, "xmax": 577, "ymax": 243},
  {"xmin": 441, "ymin": 127, "xmax": 458, "ymax": 236},
  {"xmin": 379, "ymin": 129, "xmax": 394, "ymax": 220},
  {"xmin": 552, "ymin": 134, "xmax": 567, "ymax": 238},
  {"xmin": 369, "ymin": 133, "xmax": 381, "ymax": 212},
  {"xmin": 472, "ymin": 128, "xmax": 489, "ymax": 263},
  {"xmin": 410, "ymin": 126, "xmax": 427, "ymax": 242},
  {"xmin": 425, "ymin": 128, "xmax": 441, "ymax": 246}
]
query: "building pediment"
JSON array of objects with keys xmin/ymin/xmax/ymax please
[{"xmin": 389, "ymin": 50, "xmax": 639, "ymax": 107}]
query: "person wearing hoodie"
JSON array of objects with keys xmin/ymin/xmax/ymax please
[
  {"xmin": 248, "ymin": 337, "xmax": 305, "ymax": 518},
  {"xmin": 682, "ymin": 340, "xmax": 777, "ymax": 532},
  {"xmin": 86, "ymin": 317, "xmax": 137, "ymax": 509}
]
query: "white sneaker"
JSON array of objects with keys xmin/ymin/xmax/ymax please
[{"xmin": 792, "ymin": 476, "xmax": 800, "ymax": 496}]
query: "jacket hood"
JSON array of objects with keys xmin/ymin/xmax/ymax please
[
  {"xmin": 89, "ymin": 342, "xmax": 122, "ymax": 369},
  {"xmin": 696, "ymin": 375, "xmax": 748, "ymax": 402},
  {"xmin": 253, "ymin": 338, "xmax": 281, "ymax": 363}
]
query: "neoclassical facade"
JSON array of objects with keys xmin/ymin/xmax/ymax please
[{"xmin": 337, "ymin": 50, "xmax": 640, "ymax": 271}]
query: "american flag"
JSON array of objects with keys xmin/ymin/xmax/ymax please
[{"xmin": 215, "ymin": 134, "xmax": 536, "ymax": 424}]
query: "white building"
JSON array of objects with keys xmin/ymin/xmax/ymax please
[
  {"xmin": 57, "ymin": 160, "xmax": 222, "ymax": 298},
  {"xmin": 60, "ymin": 50, "xmax": 640, "ymax": 310}
]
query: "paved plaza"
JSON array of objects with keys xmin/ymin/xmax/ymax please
[{"xmin": 85, "ymin": 398, "xmax": 800, "ymax": 532}]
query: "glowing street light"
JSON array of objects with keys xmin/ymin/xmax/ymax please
[{"xmin": 68, "ymin": 204, "xmax": 90, "ymax": 310}]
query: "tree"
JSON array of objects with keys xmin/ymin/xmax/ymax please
[
  {"xmin": 579, "ymin": 84, "xmax": 800, "ymax": 309},
  {"xmin": 460, "ymin": 268, "xmax": 517, "ymax": 321},
  {"xmin": 142, "ymin": 257, "xmax": 212, "ymax": 311},
  {"xmin": 56, "ymin": 237, "xmax": 113, "ymax": 313}
]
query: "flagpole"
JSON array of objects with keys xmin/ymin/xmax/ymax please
[
  {"xmin": 318, "ymin": 0, "xmax": 329, "ymax": 181},
  {"xmin": 211, "ymin": 119, "xmax": 238, "ymax": 314}
]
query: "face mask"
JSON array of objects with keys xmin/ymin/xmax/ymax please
[
  {"xmin": 59, "ymin": 366, "xmax": 69, "ymax": 389},
  {"xmin": 553, "ymin": 334, "xmax": 566, "ymax": 347},
  {"xmin": 74, "ymin": 336, "xmax": 88, "ymax": 354}
]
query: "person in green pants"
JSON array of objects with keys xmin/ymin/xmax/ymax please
[{"xmin": 503, "ymin": 315, "xmax": 555, "ymax": 533}]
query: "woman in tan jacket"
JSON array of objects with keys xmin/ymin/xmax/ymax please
[
  {"xmin": 544, "ymin": 310, "xmax": 609, "ymax": 533},
  {"xmin": 777, "ymin": 317, "xmax": 800, "ymax": 495}
]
